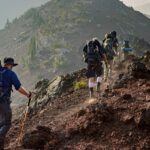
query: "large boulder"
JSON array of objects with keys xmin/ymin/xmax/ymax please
[
  {"xmin": 112, "ymin": 73, "xmax": 131, "ymax": 89},
  {"xmin": 47, "ymin": 76, "xmax": 64, "ymax": 97},
  {"xmin": 128, "ymin": 61, "xmax": 150, "ymax": 79},
  {"xmin": 30, "ymin": 69, "xmax": 86, "ymax": 113},
  {"xmin": 113, "ymin": 61, "xmax": 150, "ymax": 89},
  {"xmin": 22, "ymin": 126, "xmax": 54, "ymax": 149}
]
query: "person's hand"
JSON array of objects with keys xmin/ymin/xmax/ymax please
[{"xmin": 27, "ymin": 91, "xmax": 32, "ymax": 99}]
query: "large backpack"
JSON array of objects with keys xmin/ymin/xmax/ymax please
[
  {"xmin": 0, "ymin": 68, "xmax": 7, "ymax": 98},
  {"xmin": 84, "ymin": 41, "xmax": 100, "ymax": 64},
  {"xmin": 103, "ymin": 38, "xmax": 115, "ymax": 60}
]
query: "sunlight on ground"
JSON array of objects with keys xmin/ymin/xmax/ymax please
[{"xmin": 86, "ymin": 98, "xmax": 97, "ymax": 104}]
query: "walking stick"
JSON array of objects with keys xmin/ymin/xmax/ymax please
[{"xmin": 15, "ymin": 97, "xmax": 31, "ymax": 146}]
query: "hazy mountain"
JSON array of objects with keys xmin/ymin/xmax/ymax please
[{"xmin": 0, "ymin": 0, "xmax": 150, "ymax": 105}]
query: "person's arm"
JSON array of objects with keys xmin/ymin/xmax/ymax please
[
  {"xmin": 18, "ymin": 86, "xmax": 31, "ymax": 98},
  {"xmin": 11, "ymin": 71, "xmax": 31, "ymax": 98},
  {"xmin": 83, "ymin": 45, "xmax": 87, "ymax": 53},
  {"xmin": 83, "ymin": 45, "xmax": 88, "ymax": 62}
]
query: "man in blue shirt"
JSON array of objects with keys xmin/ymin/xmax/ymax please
[{"xmin": 0, "ymin": 57, "xmax": 31, "ymax": 149}]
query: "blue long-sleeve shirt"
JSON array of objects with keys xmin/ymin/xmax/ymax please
[{"xmin": 0, "ymin": 67, "xmax": 21, "ymax": 98}]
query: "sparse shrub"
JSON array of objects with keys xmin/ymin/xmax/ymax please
[
  {"xmin": 52, "ymin": 56, "xmax": 67, "ymax": 70},
  {"xmin": 74, "ymin": 80, "xmax": 87, "ymax": 90}
]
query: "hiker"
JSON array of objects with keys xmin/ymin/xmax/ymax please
[
  {"xmin": 103, "ymin": 33, "xmax": 117, "ymax": 81},
  {"xmin": 110, "ymin": 31, "xmax": 119, "ymax": 55},
  {"xmin": 83, "ymin": 38, "xmax": 108, "ymax": 98},
  {"xmin": 0, "ymin": 57, "xmax": 32, "ymax": 149},
  {"xmin": 121, "ymin": 40, "xmax": 133, "ymax": 59}
]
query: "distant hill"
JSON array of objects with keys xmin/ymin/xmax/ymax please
[{"xmin": 0, "ymin": 0, "xmax": 150, "ymax": 101}]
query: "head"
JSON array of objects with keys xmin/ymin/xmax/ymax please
[
  {"xmin": 92, "ymin": 37, "xmax": 98, "ymax": 43},
  {"xmin": 110, "ymin": 31, "xmax": 117, "ymax": 37},
  {"xmin": 88, "ymin": 41, "xmax": 93, "ymax": 47},
  {"xmin": 124, "ymin": 40, "xmax": 129, "ymax": 44},
  {"xmin": 3, "ymin": 57, "xmax": 18, "ymax": 70}
]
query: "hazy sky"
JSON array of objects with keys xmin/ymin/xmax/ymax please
[
  {"xmin": 0, "ymin": 0, "xmax": 50, "ymax": 29},
  {"xmin": 121, "ymin": 0, "xmax": 150, "ymax": 6},
  {"xmin": 0, "ymin": 0, "xmax": 149, "ymax": 29}
]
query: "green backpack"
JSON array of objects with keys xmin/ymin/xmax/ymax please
[{"xmin": 103, "ymin": 38, "xmax": 115, "ymax": 60}]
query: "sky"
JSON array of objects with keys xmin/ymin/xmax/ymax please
[
  {"xmin": 0, "ymin": 0, "xmax": 50, "ymax": 29},
  {"xmin": 121, "ymin": 0, "xmax": 150, "ymax": 7},
  {"xmin": 0, "ymin": 0, "xmax": 149, "ymax": 29}
]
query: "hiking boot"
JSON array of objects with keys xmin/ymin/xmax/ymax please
[{"xmin": 89, "ymin": 88, "xmax": 94, "ymax": 98}]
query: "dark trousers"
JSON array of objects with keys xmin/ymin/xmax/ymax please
[
  {"xmin": 0, "ymin": 98, "xmax": 12, "ymax": 149},
  {"xmin": 86, "ymin": 62, "xmax": 103, "ymax": 78}
]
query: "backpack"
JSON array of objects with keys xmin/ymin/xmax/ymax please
[
  {"xmin": 0, "ymin": 68, "xmax": 7, "ymax": 98},
  {"xmin": 103, "ymin": 38, "xmax": 115, "ymax": 60},
  {"xmin": 83, "ymin": 41, "xmax": 100, "ymax": 64}
]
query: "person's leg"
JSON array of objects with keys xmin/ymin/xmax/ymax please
[
  {"xmin": 96, "ymin": 77, "xmax": 102, "ymax": 92},
  {"xmin": 107, "ymin": 59, "xmax": 111, "ymax": 80},
  {"xmin": 123, "ymin": 52, "xmax": 126, "ymax": 60},
  {"xmin": 0, "ymin": 102, "xmax": 6, "ymax": 149},
  {"xmin": 87, "ymin": 63, "xmax": 96, "ymax": 98},
  {"xmin": 0, "ymin": 100, "xmax": 12, "ymax": 149},
  {"xmin": 88, "ymin": 77, "xmax": 96, "ymax": 98},
  {"xmin": 96, "ymin": 63, "xmax": 103, "ymax": 92},
  {"xmin": 109, "ymin": 59, "xmax": 114, "ymax": 79},
  {"xmin": 104, "ymin": 60, "xmax": 109, "ymax": 82}
]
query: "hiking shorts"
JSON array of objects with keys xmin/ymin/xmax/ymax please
[
  {"xmin": 0, "ymin": 98, "xmax": 12, "ymax": 149},
  {"xmin": 86, "ymin": 62, "xmax": 103, "ymax": 78}
]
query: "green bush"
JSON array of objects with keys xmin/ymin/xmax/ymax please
[
  {"xmin": 52, "ymin": 56, "xmax": 67, "ymax": 70},
  {"xmin": 74, "ymin": 80, "xmax": 87, "ymax": 90}
]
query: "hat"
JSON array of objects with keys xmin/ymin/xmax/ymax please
[{"xmin": 4, "ymin": 57, "xmax": 18, "ymax": 67}]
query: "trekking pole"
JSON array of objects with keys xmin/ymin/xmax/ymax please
[{"xmin": 16, "ymin": 97, "xmax": 31, "ymax": 147}]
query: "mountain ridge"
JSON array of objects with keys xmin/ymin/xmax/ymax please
[
  {"xmin": 136, "ymin": 3, "xmax": 150, "ymax": 15},
  {"xmin": 0, "ymin": 0, "xmax": 150, "ymax": 105}
]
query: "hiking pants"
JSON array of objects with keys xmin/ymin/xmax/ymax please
[
  {"xmin": 86, "ymin": 62, "xmax": 103, "ymax": 78},
  {"xmin": 0, "ymin": 98, "xmax": 12, "ymax": 149},
  {"xmin": 86, "ymin": 62, "xmax": 103, "ymax": 90},
  {"xmin": 104, "ymin": 59, "xmax": 114, "ymax": 80}
]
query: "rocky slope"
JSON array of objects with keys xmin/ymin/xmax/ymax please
[
  {"xmin": 0, "ymin": 0, "xmax": 150, "ymax": 99},
  {"xmin": 5, "ymin": 52, "xmax": 150, "ymax": 149}
]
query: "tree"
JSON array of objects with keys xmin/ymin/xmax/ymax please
[
  {"xmin": 5, "ymin": 18, "xmax": 10, "ymax": 28},
  {"xmin": 28, "ymin": 37, "xmax": 36, "ymax": 60},
  {"xmin": 27, "ymin": 36, "xmax": 37, "ymax": 69}
]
